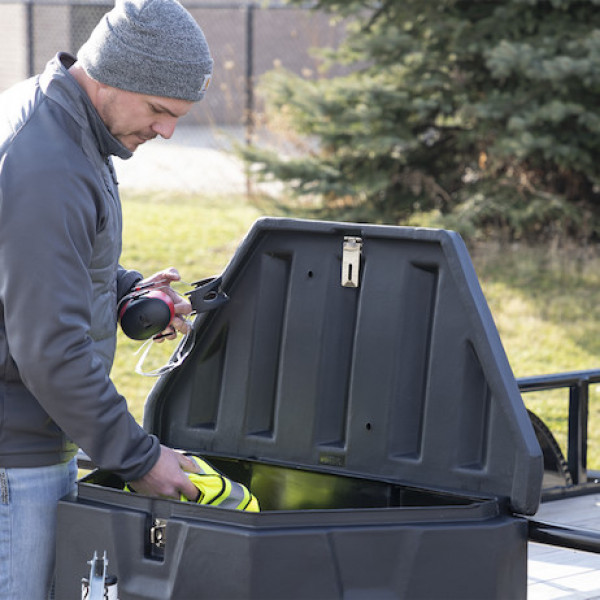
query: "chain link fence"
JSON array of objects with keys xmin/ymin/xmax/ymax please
[{"xmin": 0, "ymin": 1, "xmax": 347, "ymax": 141}]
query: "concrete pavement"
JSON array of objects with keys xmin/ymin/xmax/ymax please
[{"xmin": 114, "ymin": 125, "xmax": 251, "ymax": 194}]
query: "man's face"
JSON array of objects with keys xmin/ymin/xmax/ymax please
[{"xmin": 95, "ymin": 85, "xmax": 194, "ymax": 152}]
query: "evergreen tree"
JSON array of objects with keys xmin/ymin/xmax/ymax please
[{"xmin": 242, "ymin": 0, "xmax": 600, "ymax": 241}]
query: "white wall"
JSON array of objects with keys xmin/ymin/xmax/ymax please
[{"xmin": 0, "ymin": 5, "xmax": 28, "ymax": 88}]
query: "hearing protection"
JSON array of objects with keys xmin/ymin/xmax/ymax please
[
  {"xmin": 118, "ymin": 288, "xmax": 175, "ymax": 340},
  {"xmin": 119, "ymin": 277, "xmax": 230, "ymax": 377}
]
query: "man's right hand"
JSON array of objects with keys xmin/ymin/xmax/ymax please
[{"xmin": 128, "ymin": 444, "xmax": 200, "ymax": 501}]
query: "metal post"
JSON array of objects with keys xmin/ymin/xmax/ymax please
[
  {"xmin": 567, "ymin": 382, "xmax": 588, "ymax": 485},
  {"xmin": 26, "ymin": 0, "xmax": 34, "ymax": 77},
  {"xmin": 245, "ymin": 2, "xmax": 255, "ymax": 146},
  {"xmin": 244, "ymin": 2, "xmax": 255, "ymax": 197},
  {"xmin": 582, "ymin": 381, "xmax": 589, "ymax": 475}
]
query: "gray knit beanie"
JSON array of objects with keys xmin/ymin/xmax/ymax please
[{"xmin": 77, "ymin": 0, "xmax": 213, "ymax": 102}]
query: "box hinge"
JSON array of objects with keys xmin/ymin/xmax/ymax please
[
  {"xmin": 341, "ymin": 236, "xmax": 363, "ymax": 288},
  {"xmin": 150, "ymin": 518, "xmax": 167, "ymax": 550}
]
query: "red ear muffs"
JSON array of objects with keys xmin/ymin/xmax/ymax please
[{"xmin": 118, "ymin": 289, "xmax": 175, "ymax": 340}]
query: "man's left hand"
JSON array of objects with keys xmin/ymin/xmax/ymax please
[{"xmin": 138, "ymin": 267, "xmax": 192, "ymax": 341}]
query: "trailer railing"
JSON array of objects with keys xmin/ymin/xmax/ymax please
[{"xmin": 518, "ymin": 368, "xmax": 600, "ymax": 486}]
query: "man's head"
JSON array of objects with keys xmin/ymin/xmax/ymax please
[{"xmin": 74, "ymin": 0, "xmax": 213, "ymax": 151}]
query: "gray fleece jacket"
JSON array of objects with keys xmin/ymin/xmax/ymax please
[{"xmin": 0, "ymin": 53, "xmax": 160, "ymax": 480}]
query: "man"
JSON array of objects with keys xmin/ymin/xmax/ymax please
[{"xmin": 0, "ymin": 0, "xmax": 213, "ymax": 597}]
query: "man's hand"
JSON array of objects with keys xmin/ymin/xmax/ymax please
[
  {"xmin": 138, "ymin": 267, "xmax": 192, "ymax": 341},
  {"xmin": 128, "ymin": 445, "xmax": 200, "ymax": 501}
]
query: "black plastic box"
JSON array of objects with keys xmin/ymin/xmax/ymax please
[{"xmin": 56, "ymin": 218, "xmax": 543, "ymax": 599}]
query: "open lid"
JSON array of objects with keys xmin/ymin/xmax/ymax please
[{"xmin": 145, "ymin": 218, "xmax": 542, "ymax": 515}]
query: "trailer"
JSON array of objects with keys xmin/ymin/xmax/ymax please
[{"xmin": 520, "ymin": 370, "xmax": 600, "ymax": 598}]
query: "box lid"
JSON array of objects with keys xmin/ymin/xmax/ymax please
[{"xmin": 145, "ymin": 218, "xmax": 542, "ymax": 515}]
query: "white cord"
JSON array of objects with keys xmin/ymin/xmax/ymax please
[{"xmin": 134, "ymin": 321, "xmax": 196, "ymax": 377}]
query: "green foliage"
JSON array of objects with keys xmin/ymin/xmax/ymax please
[{"xmin": 240, "ymin": 0, "xmax": 600, "ymax": 241}]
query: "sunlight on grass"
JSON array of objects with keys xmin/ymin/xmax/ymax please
[
  {"xmin": 482, "ymin": 282, "xmax": 594, "ymax": 376},
  {"xmin": 120, "ymin": 190, "xmax": 261, "ymax": 281}
]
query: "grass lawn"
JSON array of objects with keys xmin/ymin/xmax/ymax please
[
  {"xmin": 115, "ymin": 189, "xmax": 600, "ymax": 469},
  {"xmin": 470, "ymin": 242, "xmax": 600, "ymax": 469}
]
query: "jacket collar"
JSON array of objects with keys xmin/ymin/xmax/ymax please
[{"xmin": 39, "ymin": 53, "xmax": 133, "ymax": 161}]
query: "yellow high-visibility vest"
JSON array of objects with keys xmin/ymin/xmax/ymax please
[
  {"xmin": 125, "ymin": 454, "xmax": 260, "ymax": 512},
  {"xmin": 182, "ymin": 455, "xmax": 259, "ymax": 512}
]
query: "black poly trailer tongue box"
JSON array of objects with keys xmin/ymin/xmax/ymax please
[{"xmin": 55, "ymin": 218, "xmax": 543, "ymax": 599}]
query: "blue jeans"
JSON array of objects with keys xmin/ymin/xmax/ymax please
[{"xmin": 0, "ymin": 459, "xmax": 77, "ymax": 600}]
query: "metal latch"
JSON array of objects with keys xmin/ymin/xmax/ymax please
[
  {"xmin": 341, "ymin": 236, "xmax": 363, "ymax": 288},
  {"xmin": 150, "ymin": 518, "xmax": 167, "ymax": 550}
]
